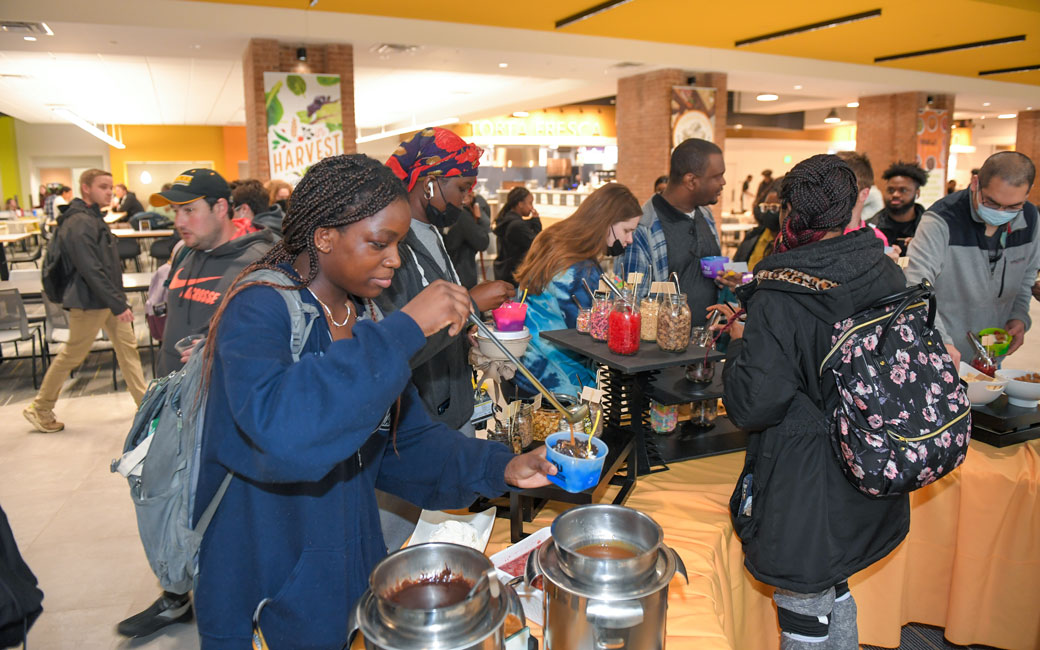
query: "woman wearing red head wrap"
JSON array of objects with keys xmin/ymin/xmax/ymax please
[
  {"xmin": 378, "ymin": 128, "xmax": 513, "ymax": 438},
  {"xmin": 711, "ymin": 154, "xmax": 909, "ymax": 650}
]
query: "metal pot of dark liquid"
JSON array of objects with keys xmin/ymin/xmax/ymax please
[
  {"xmin": 348, "ymin": 543, "xmax": 525, "ymax": 650},
  {"xmin": 525, "ymin": 505, "xmax": 688, "ymax": 650}
]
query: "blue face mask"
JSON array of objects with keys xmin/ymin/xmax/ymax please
[{"xmin": 973, "ymin": 190, "xmax": 1021, "ymax": 227}]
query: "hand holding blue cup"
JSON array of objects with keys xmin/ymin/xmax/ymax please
[{"xmin": 544, "ymin": 432, "xmax": 608, "ymax": 493}]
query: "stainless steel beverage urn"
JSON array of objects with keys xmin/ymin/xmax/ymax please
[
  {"xmin": 525, "ymin": 505, "xmax": 687, "ymax": 650},
  {"xmin": 349, "ymin": 543, "xmax": 526, "ymax": 650}
]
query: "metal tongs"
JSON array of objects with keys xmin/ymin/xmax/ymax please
[{"xmin": 469, "ymin": 313, "xmax": 589, "ymax": 424}]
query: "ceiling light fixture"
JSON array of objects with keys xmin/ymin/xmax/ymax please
[
  {"xmin": 847, "ymin": 101, "xmax": 859, "ymax": 108},
  {"xmin": 983, "ymin": 102, "xmax": 991, "ymax": 106},
  {"xmin": 512, "ymin": 111, "xmax": 529, "ymax": 118},
  {"xmin": 50, "ymin": 107, "xmax": 125, "ymax": 149},
  {"xmin": 979, "ymin": 63, "xmax": 1040, "ymax": 76},
  {"xmin": 296, "ymin": 47, "xmax": 307, "ymax": 62},
  {"xmin": 309, "ymin": 0, "xmax": 320, "ymax": 6},
  {"xmin": 23, "ymin": 36, "xmax": 36, "ymax": 42},
  {"xmin": 998, "ymin": 114, "xmax": 1017, "ymax": 119},
  {"xmin": 735, "ymin": 9, "xmax": 881, "ymax": 47},
  {"xmin": 824, "ymin": 108, "xmax": 841, "ymax": 124},
  {"xmin": 555, "ymin": 0, "xmax": 634, "ymax": 29},
  {"xmin": 498, "ymin": 62, "xmax": 508, "ymax": 68},
  {"xmin": 355, "ymin": 117, "xmax": 460, "ymax": 144},
  {"xmin": 756, "ymin": 93, "xmax": 779, "ymax": 101},
  {"xmin": 793, "ymin": 85, "xmax": 803, "ymax": 90},
  {"xmin": 875, "ymin": 35, "xmax": 1024, "ymax": 63}
]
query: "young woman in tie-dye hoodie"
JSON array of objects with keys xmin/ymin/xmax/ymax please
[{"xmin": 512, "ymin": 183, "xmax": 642, "ymax": 398}]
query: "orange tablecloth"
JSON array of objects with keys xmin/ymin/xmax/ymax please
[{"xmin": 486, "ymin": 439, "xmax": 1040, "ymax": 649}]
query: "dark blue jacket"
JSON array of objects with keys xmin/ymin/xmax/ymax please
[{"xmin": 193, "ymin": 277, "xmax": 513, "ymax": 649}]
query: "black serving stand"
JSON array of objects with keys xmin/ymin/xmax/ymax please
[
  {"xmin": 644, "ymin": 366, "xmax": 749, "ymax": 462},
  {"xmin": 539, "ymin": 329, "xmax": 727, "ymax": 476},
  {"xmin": 970, "ymin": 397, "xmax": 1040, "ymax": 447}
]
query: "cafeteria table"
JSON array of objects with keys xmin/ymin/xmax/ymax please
[
  {"xmin": 0, "ymin": 268, "xmax": 152, "ymax": 299},
  {"xmin": 482, "ymin": 438, "xmax": 1040, "ymax": 649},
  {"xmin": 111, "ymin": 228, "xmax": 175, "ymax": 239},
  {"xmin": 1, "ymin": 232, "xmax": 39, "ymax": 280}
]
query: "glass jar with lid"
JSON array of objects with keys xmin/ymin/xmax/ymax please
[
  {"xmin": 589, "ymin": 291, "xmax": 611, "ymax": 341},
  {"xmin": 640, "ymin": 295, "xmax": 661, "ymax": 342},
  {"xmin": 657, "ymin": 293, "xmax": 692, "ymax": 353},
  {"xmin": 607, "ymin": 288, "xmax": 641, "ymax": 355}
]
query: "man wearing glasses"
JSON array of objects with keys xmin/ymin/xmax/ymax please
[{"xmin": 906, "ymin": 151, "xmax": 1038, "ymax": 366}]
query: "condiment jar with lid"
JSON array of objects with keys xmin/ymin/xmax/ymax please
[
  {"xmin": 607, "ymin": 288, "xmax": 641, "ymax": 355},
  {"xmin": 590, "ymin": 291, "xmax": 611, "ymax": 342},
  {"xmin": 657, "ymin": 293, "xmax": 692, "ymax": 353},
  {"xmin": 640, "ymin": 295, "xmax": 661, "ymax": 342}
]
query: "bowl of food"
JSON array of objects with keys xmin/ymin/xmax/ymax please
[
  {"xmin": 959, "ymin": 362, "xmax": 1008, "ymax": 406},
  {"xmin": 474, "ymin": 326, "xmax": 531, "ymax": 361},
  {"xmin": 978, "ymin": 328, "xmax": 1011, "ymax": 358},
  {"xmin": 544, "ymin": 431, "xmax": 607, "ymax": 493},
  {"xmin": 994, "ymin": 369, "xmax": 1040, "ymax": 408}
]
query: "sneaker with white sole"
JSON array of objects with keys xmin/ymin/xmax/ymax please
[
  {"xmin": 22, "ymin": 404, "xmax": 64, "ymax": 433},
  {"xmin": 116, "ymin": 591, "xmax": 193, "ymax": 638}
]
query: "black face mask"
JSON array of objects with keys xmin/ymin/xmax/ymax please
[
  {"xmin": 759, "ymin": 208, "xmax": 781, "ymax": 232},
  {"xmin": 275, "ymin": 199, "xmax": 289, "ymax": 213},
  {"xmin": 605, "ymin": 226, "xmax": 625, "ymax": 257},
  {"xmin": 423, "ymin": 180, "xmax": 462, "ymax": 228}
]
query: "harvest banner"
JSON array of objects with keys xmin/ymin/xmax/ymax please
[{"xmin": 264, "ymin": 72, "xmax": 344, "ymax": 184}]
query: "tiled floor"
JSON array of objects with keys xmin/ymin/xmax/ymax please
[{"xmin": 1, "ymin": 290, "xmax": 1036, "ymax": 649}]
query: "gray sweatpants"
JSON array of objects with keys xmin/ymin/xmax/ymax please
[{"xmin": 774, "ymin": 584, "xmax": 858, "ymax": 650}]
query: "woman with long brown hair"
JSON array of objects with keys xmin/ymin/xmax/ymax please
[{"xmin": 511, "ymin": 182, "xmax": 641, "ymax": 397}]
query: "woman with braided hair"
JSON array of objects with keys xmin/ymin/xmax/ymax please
[
  {"xmin": 191, "ymin": 154, "xmax": 555, "ymax": 649},
  {"xmin": 712, "ymin": 154, "xmax": 909, "ymax": 649}
]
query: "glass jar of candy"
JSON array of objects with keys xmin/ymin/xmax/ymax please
[
  {"xmin": 607, "ymin": 288, "xmax": 641, "ymax": 355},
  {"xmin": 650, "ymin": 400, "xmax": 678, "ymax": 433},
  {"xmin": 657, "ymin": 293, "xmax": 692, "ymax": 353},
  {"xmin": 590, "ymin": 291, "xmax": 611, "ymax": 341},
  {"xmin": 640, "ymin": 295, "xmax": 661, "ymax": 342},
  {"xmin": 576, "ymin": 308, "xmax": 591, "ymax": 334}
]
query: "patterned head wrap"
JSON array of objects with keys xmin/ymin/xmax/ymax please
[
  {"xmin": 775, "ymin": 154, "xmax": 858, "ymax": 253},
  {"xmin": 386, "ymin": 127, "xmax": 482, "ymax": 192}
]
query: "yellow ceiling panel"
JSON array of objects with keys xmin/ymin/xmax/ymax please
[{"xmin": 193, "ymin": 0, "xmax": 1040, "ymax": 86}]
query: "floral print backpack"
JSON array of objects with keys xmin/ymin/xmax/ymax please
[{"xmin": 820, "ymin": 281, "xmax": 971, "ymax": 497}]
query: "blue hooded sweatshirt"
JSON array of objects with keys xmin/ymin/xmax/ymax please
[{"xmin": 193, "ymin": 274, "xmax": 514, "ymax": 649}]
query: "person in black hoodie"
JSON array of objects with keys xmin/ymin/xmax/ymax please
[
  {"xmin": 23, "ymin": 169, "xmax": 148, "ymax": 434},
  {"xmin": 493, "ymin": 187, "xmax": 541, "ymax": 284},
  {"xmin": 715, "ymin": 155, "xmax": 909, "ymax": 650},
  {"xmin": 442, "ymin": 187, "xmax": 491, "ymax": 289},
  {"xmin": 112, "ymin": 183, "xmax": 145, "ymax": 222}
]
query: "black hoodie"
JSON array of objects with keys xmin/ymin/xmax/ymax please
[
  {"xmin": 156, "ymin": 226, "xmax": 277, "ymax": 375},
  {"xmin": 492, "ymin": 210, "xmax": 541, "ymax": 284},
  {"xmin": 723, "ymin": 230, "xmax": 911, "ymax": 592}
]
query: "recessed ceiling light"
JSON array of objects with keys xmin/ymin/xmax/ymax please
[
  {"xmin": 982, "ymin": 102, "xmax": 991, "ymax": 106},
  {"xmin": 498, "ymin": 62, "xmax": 508, "ymax": 68},
  {"xmin": 998, "ymin": 113, "xmax": 1016, "ymax": 119},
  {"xmin": 846, "ymin": 101, "xmax": 859, "ymax": 108},
  {"xmin": 756, "ymin": 93, "xmax": 779, "ymax": 101},
  {"xmin": 793, "ymin": 85, "xmax": 803, "ymax": 90},
  {"xmin": 23, "ymin": 36, "xmax": 36, "ymax": 42},
  {"xmin": 734, "ymin": 124, "xmax": 743, "ymax": 129},
  {"xmin": 191, "ymin": 44, "xmax": 201, "ymax": 49},
  {"xmin": 512, "ymin": 111, "xmax": 529, "ymax": 118},
  {"xmin": 1027, "ymin": 106, "xmax": 1033, "ymax": 110}
]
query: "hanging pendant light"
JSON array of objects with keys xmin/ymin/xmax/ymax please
[{"xmin": 824, "ymin": 108, "xmax": 841, "ymax": 124}]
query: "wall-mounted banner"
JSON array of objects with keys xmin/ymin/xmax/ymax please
[
  {"xmin": 264, "ymin": 72, "xmax": 343, "ymax": 184},
  {"xmin": 916, "ymin": 108, "xmax": 950, "ymax": 207},
  {"xmin": 671, "ymin": 86, "xmax": 716, "ymax": 149}
]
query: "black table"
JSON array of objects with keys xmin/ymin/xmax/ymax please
[
  {"xmin": 540, "ymin": 328, "xmax": 727, "ymax": 475},
  {"xmin": 971, "ymin": 396, "xmax": 1040, "ymax": 447}
]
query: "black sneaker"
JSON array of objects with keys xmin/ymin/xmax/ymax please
[{"xmin": 116, "ymin": 591, "xmax": 193, "ymax": 638}]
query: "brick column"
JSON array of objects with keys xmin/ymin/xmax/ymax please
[
  {"xmin": 855, "ymin": 92, "xmax": 955, "ymax": 187},
  {"xmin": 1015, "ymin": 110, "xmax": 1040, "ymax": 205},
  {"xmin": 243, "ymin": 38, "xmax": 356, "ymax": 182},
  {"xmin": 616, "ymin": 69, "xmax": 727, "ymax": 213}
]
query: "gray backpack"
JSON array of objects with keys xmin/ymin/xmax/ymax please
[{"xmin": 111, "ymin": 270, "xmax": 318, "ymax": 593}]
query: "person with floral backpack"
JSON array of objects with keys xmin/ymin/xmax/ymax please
[{"xmin": 714, "ymin": 154, "xmax": 912, "ymax": 650}]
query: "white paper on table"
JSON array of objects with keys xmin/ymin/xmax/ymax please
[{"xmin": 490, "ymin": 526, "xmax": 552, "ymax": 627}]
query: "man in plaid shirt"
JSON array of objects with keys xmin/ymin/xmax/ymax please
[{"xmin": 615, "ymin": 138, "xmax": 726, "ymax": 326}]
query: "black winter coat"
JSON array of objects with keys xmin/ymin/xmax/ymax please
[
  {"xmin": 493, "ymin": 210, "xmax": 541, "ymax": 284},
  {"xmin": 723, "ymin": 229, "xmax": 910, "ymax": 593},
  {"xmin": 55, "ymin": 199, "xmax": 129, "ymax": 314}
]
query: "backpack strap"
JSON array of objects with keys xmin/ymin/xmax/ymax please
[
  {"xmin": 876, "ymin": 281, "xmax": 934, "ymax": 349},
  {"xmin": 192, "ymin": 269, "xmax": 319, "ymax": 539}
]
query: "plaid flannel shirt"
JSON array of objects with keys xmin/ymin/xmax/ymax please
[{"xmin": 614, "ymin": 197, "xmax": 719, "ymax": 299}]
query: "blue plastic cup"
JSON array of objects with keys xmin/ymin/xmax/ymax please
[{"xmin": 545, "ymin": 432, "xmax": 608, "ymax": 493}]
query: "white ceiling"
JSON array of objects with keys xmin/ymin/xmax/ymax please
[{"xmin": 0, "ymin": 0, "xmax": 1035, "ymax": 135}]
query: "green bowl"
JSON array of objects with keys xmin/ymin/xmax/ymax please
[{"xmin": 978, "ymin": 327, "xmax": 1011, "ymax": 357}]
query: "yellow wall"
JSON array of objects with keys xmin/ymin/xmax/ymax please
[
  {"xmin": 0, "ymin": 116, "xmax": 23, "ymax": 206},
  {"xmin": 108, "ymin": 125, "xmax": 249, "ymax": 184}
]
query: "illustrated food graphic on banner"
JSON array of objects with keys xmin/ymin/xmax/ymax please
[
  {"xmin": 264, "ymin": 72, "xmax": 344, "ymax": 184},
  {"xmin": 916, "ymin": 108, "xmax": 949, "ymax": 207},
  {"xmin": 671, "ymin": 86, "xmax": 717, "ymax": 148}
]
